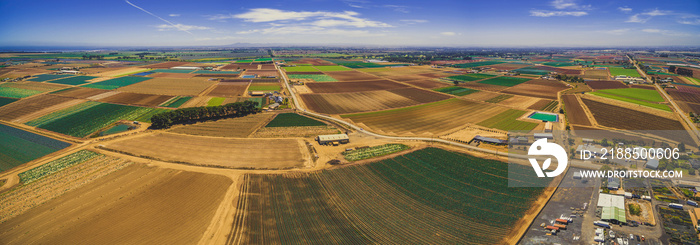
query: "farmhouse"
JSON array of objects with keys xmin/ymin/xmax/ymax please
[
  {"xmin": 597, "ymin": 193, "xmax": 627, "ymax": 224},
  {"xmin": 316, "ymin": 134, "xmax": 349, "ymax": 145}
]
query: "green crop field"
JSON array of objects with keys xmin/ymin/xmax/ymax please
[
  {"xmin": 445, "ymin": 73, "xmax": 497, "ymax": 82},
  {"xmin": 46, "ymin": 75, "xmax": 97, "ymax": 85},
  {"xmin": 82, "ymin": 76, "xmax": 152, "ymax": 90},
  {"xmin": 478, "ymin": 76, "xmax": 531, "ymax": 87},
  {"xmin": 134, "ymin": 108, "xmax": 171, "ymax": 123},
  {"xmin": 0, "ymin": 97, "xmax": 18, "ymax": 107},
  {"xmin": 235, "ymin": 59, "xmax": 254, "ymax": 63},
  {"xmin": 148, "ymin": 69, "xmax": 195, "ymax": 73},
  {"xmin": 452, "ymin": 61, "xmax": 505, "ymax": 68},
  {"xmin": 114, "ymin": 68, "xmax": 150, "ymax": 77},
  {"xmin": 608, "ymin": 67, "xmax": 641, "ymax": 77},
  {"xmin": 207, "ymin": 97, "xmax": 225, "ymax": 106},
  {"xmin": 514, "ymin": 67, "xmax": 549, "ymax": 75},
  {"xmin": 433, "ymin": 86, "xmax": 478, "ymax": 96},
  {"xmin": 233, "ymin": 147, "xmax": 548, "ymax": 244},
  {"xmin": 314, "ymin": 65, "xmax": 352, "ymax": 71},
  {"xmin": 28, "ymin": 74, "xmax": 74, "ymax": 82},
  {"xmin": 477, "ymin": 109, "xmax": 538, "ymax": 131},
  {"xmin": 342, "ymin": 144, "xmax": 409, "ymax": 161},
  {"xmin": 287, "ymin": 74, "xmax": 338, "ymax": 82},
  {"xmin": 265, "ymin": 113, "xmax": 326, "ymax": 127},
  {"xmin": 590, "ymin": 88, "xmax": 671, "ymax": 111},
  {"xmin": 26, "ymin": 101, "xmax": 101, "ymax": 127},
  {"xmin": 0, "ymin": 124, "xmax": 71, "ymax": 173},
  {"xmin": 248, "ymin": 85, "xmax": 280, "ymax": 91},
  {"xmin": 0, "ymin": 86, "xmax": 43, "ymax": 98},
  {"xmin": 160, "ymin": 96, "xmax": 192, "ymax": 108},
  {"xmin": 18, "ymin": 150, "xmax": 101, "ymax": 184},
  {"xmin": 283, "ymin": 66, "xmax": 319, "ymax": 72},
  {"xmin": 34, "ymin": 103, "xmax": 152, "ymax": 137}
]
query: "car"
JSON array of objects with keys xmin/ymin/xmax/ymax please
[
  {"xmin": 642, "ymin": 235, "xmax": 645, "ymax": 241},
  {"xmin": 630, "ymin": 234, "xmax": 634, "ymax": 240},
  {"xmin": 636, "ymin": 235, "xmax": 640, "ymax": 241}
]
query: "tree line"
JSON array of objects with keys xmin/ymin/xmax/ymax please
[{"xmin": 150, "ymin": 100, "xmax": 260, "ymax": 129}]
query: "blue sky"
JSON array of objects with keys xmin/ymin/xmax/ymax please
[{"xmin": 0, "ymin": 0, "xmax": 698, "ymax": 47}]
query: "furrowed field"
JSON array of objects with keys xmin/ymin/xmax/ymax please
[
  {"xmin": 230, "ymin": 148, "xmax": 548, "ymax": 244},
  {"xmin": 477, "ymin": 109, "xmax": 538, "ymax": 131},
  {"xmin": 82, "ymin": 76, "xmax": 152, "ymax": 90},
  {"xmin": 0, "ymin": 124, "xmax": 71, "ymax": 172},
  {"xmin": 32, "ymin": 102, "xmax": 153, "ymax": 137}
]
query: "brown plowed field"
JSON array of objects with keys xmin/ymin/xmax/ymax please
[
  {"xmin": 206, "ymin": 83, "xmax": 249, "ymax": 97},
  {"xmin": 585, "ymin": 80, "xmax": 627, "ymax": 90},
  {"xmin": 461, "ymin": 91, "xmax": 501, "ymax": 101},
  {"xmin": 381, "ymin": 75, "xmax": 421, "ymax": 82},
  {"xmin": 250, "ymin": 78, "xmax": 279, "ymax": 83},
  {"xmin": 0, "ymin": 163, "xmax": 231, "ymax": 244},
  {"xmin": 3, "ymin": 81, "xmax": 68, "ymax": 92},
  {"xmin": 169, "ymin": 112, "xmax": 274, "ymax": 137},
  {"xmin": 502, "ymin": 79, "xmax": 568, "ymax": 100},
  {"xmin": 52, "ymin": 87, "xmax": 110, "ymax": 99},
  {"xmin": 301, "ymin": 90, "xmax": 421, "ymax": 114},
  {"xmin": 677, "ymin": 102, "xmax": 700, "ymax": 114},
  {"xmin": 389, "ymin": 87, "xmax": 452, "ymax": 103},
  {"xmin": 528, "ymin": 99, "xmax": 554, "ymax": 110},
  {"xmin": 561, "ymin": 95, "xmax": 592, "ymax": 126},
  {"xmin": 142, "ymin": 61, "xmax": 191, "ymax": 68},
  {"xmin": 117, "ymin": 78, "xmax": 216, "ymax": 96},
  {"xmin": 572, "ymin": 126, "xmax": 656, "ymax": 145},
  {"xmin": 458, "ymin": 82, "xmax": 507, "ymax": 92},
  {"xmin": 581, "ymin": 98, "xmax": 693, "ymax": 144},
  {"xmin": 498, "ymin": 95, "xmax": 542, "ymax": 110},
  {"xmin": 667, "ymin": 90, "xmax": 700, "ymax": 104},
  {"xmin": 147, "ymin": 72, "xmax": 196, "ymax": 79},
  {"xmin": 343, "ymin": 99, "xmax": 508, "ymax": 136},
  {"xmin": 417, "ymin": 73, "xmax": 449, "ymax": 78},
  {"xmin": 324, "ymin": 71, "xmax": 380, "ymax": 81},
  {"xmin": 291, "ymin": 58, "xmax": 335, "ymax": 66},
  {"xmin": 583, "ymin": 69, "xmax": 609, "ymax": 80},
  {"xmin": 630, "ymin": 84, "xmax": 655, "ymax": 90},
  {"xmin": 0, "ymin": 95, "xmax": 76, "ymax": 121},
  {"xmin": 104, "ymin": 133, "xmax": 306, "ymax": 169},
  {"xmin": 221, "ymin": 64, "xmax": 259, "ymax": 70},
  {"xmin": 244, "ymin": 69, "xmax": 278, "ymax": 77},
  {"xmin": 307, "ymin": 79, "xmax": 408, "ymax": 93},
  {"xmin": 98, "ymin": 92, "xmax": 173, "ymax": 107},
  {"xmin": 402, "ymin": 79, "xmax": 450, "ymax": 89}
]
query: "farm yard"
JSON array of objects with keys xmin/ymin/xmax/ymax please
[
  {"xmin": 103, "ymin": 133, "xmax": 307, "ymax": 169},
  {"xmin": 0, "ymin": 123, "xmax": 71, "ymax": 172},
  {"xmin": 342, "ymin": 99, "xmax": 509, "ymax": 135},
  {"xmin": 231, "ymin": 148, "xmax": 548, "ymax": 244}
]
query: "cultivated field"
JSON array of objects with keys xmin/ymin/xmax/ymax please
[
  {"xmin": 98, "ymin": 92, "xmax": 173, "ymax": 107},
  {"xmin": 104, "ymin": 133, "xmax": 307, "ymax": 169},
  {"xmin": 0, "ymin": 162, "xmax": 231, "ymax": 244},
  {"xmin": 251, "ymin": 125, "xmax": 339, "ymax": 138},
  {"xmin": 117, "ymin": 77, "xmax": 216, "ymax": 96},
  {"xmin": 582, "ymin": 69, "xmax": 609, "ymax": 80},
  {"xmin": 82, "ymin": 76, "xmax": 152, "ymax": 90},
  {"xmin": 343, "ymin": 99, "xmax": 508, "ymax": 135},
  {"xmin": 476, "ymin": 109, "xmax": 538, "ymax": 131},
  {"xmin": 51, "ymin": 87, "xmax": 110, "ymax": 99},
  {"xmin": 301, "ymin": 88, "xmax": 450, "ymax": 114},
  {"xmin": 0, "ymin": 123, "xmax": 71, "ymax": 172},
  {"xmin": 400, "ymin": 79, "xmax": 449, "ymax": 89},
  {"xmin": 478, "ymin": 76, "xmax": 531, "ymax": 87},
  {"xmin": 0, "ymin": 94, "xmax": 77, "ymax": 122},
  {"xmin": 169, "ymin": 112, "xmax": 274, "ymax": 137},
  {"xmin": 32, "ymin": 102, "xmax": 152, "ymax": 137},
  {"xmin": 585, "ymin": 80, "xmax": 628, "ymax": 90},
  {"xmin": 561, "ymin": 95, "xmax": 592, "ymax": 126},
  {"xmin": 307, "ymin": 79, "xmax": 408, "ymax": 93},
  {"xmin": 324, "ymin": 70, "xmax": 380, "ymax": 81},
  {"xmin": 230, "ymin": 147, "xmax": 548, "ymax": 244},
  {"xmin": 501, "ymin": 79, "xmax": 568, "ymax": 100},
  {"xmin": 142, "ymin": 61, "xmax": 192, "ymax": 68},
  {"xmin": 608, "ymin": 67, "xmax": 641, "ymax": 77},
  {"xmin": 206, "ymin": 83, "xmax": 249, "ymax": 97}
]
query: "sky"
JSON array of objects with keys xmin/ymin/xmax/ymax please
[{"xmin": 0, "ymin": 0, "xmax": 699, "ymax": 47}]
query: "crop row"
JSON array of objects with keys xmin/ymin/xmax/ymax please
[
  {"xmin": 342, "ymin": 144, "xmax": 409, "ymax": 161},
  {"xmin": 26, "ymin": 101, "xmax": 100, "ymax": 127},
  {"xmin": 36, "ymin": 103, "xmax": 153, "ymax": 137},
  {"xmin": 477, "ymin": 109, "xmax": 538, "ymax": 131},
  {"xmin": 18, "ymin": 150, "xmax": 101, "ymax": 184}
]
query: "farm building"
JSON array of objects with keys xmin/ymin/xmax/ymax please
[
  {"xmin": 171, "ymin": 66, "xmax": 202, "ymax": 70},
  {"xmin": 597, "ymin": 193, "xmax": 627, "ymax": 223},
  {"xmin": 534, "ymin": 133, "xmax": 553, "ymax": 140},
  {"xmin": 58, "ymin": 70, "xmax": 79, "ymax": 74},
  {"xmin": 472, "ymin": 135, "xmax": 507, "ymax": 145},
  {"xmin": 249, "ymin": 91, "xmax": 265, "ymax": 96},
  {"xmin": 646, "ymin": 158, "xmax": 659, "ymax": 169},
  {"xmin": 316, "ymin": 134, "xmax": 349, "ymax": 145},
  {"xmin": 607, "ymin": 177, "xmax": 620, "ymax": 190}
]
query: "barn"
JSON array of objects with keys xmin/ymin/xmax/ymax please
[{"xmin": 316, "ymin": 134, "xmax": 349, "ymax": 145}]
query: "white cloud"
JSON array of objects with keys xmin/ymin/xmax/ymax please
[
  {"xmin": 157, "ymin": 24, "xmax": 211, "ymax": 31},
  {"xmin": 625, "ymin": 9, "xmax": 675, "ymax": 23},
  {"xmin": 383, "ymin": 4, "xmax": 410, "ymax": 13},
  {"xmin": 229, "ymin": 8, "xmax": 391, "ymax": 28},
  {"xmin": 642, "ymin": 29, "xmax": 661, "ymax": 33},
  {"xmin": 400, "ymin": 19, "xmax": 428, "ymax": 24},
  {"xmin": 625, "ymin": 14, "xmax": 648, "ymax": 23},
  {"xmin": 644, "ymin": 9, "xmax": 672, "ymax": 16},
  {"xmin": 618, "ymin": 7, "xmax": 632, "ymax": 13},
  {"xmin": 169, "ymin": 14, "xmax": 180, "ymax": 17},
  {"xmin": 551, "ymin": 0, "xmax": 591, "ymax": 10},
  {"xmin": 441, "ymin": 32, "xmax": 456, "ymax": 36},
  {"xmin": 642, "ymin": 29, "xmax": 690, "ymax": 36},
  {"xmin": 678, "ymin": 18, "xmax": 700, "ymax": 25},
  {"xmin": 530, "ymin": 10, "xmax": 588, "ymax": 17}
]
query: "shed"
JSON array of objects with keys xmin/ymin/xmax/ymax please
[
  {"xmin": 534, "ymin": 133, "xmax": 553, "ymax": 139},
  {"xmin": 316, "ymin": 134, "xmax": 349, "ymax": 145},
  {"xmin": 473, "ymin": 135, "xmax": 507, "ymax": 145},
  {"xmin": 646, "ymin": 158, "xmax": 659, "ymax": 169}
]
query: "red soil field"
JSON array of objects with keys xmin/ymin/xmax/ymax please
[
  {"xmin": 561, "ymin": 95, "xmax": 592, "ymax": 126},
  {"xmin": 98, "ymin": 92, "xmax": 173, "ymax": 107},
  {"xmin": 301, "ymin": 91, "xmax": 421, "ymax": 114},
  {"xmin": 206, "ymin": 83, "xmax": 249, "ymax": 97},
  {"xmin": 502, "ymin": 79, "xmax": 568, "ymax": 100},
  {"xmin": 142, "ymin": 62, "xmax": 191, "ymax": 69},
  {"xmin": 306, "ymin": 79, "xmax": 408, "ymax": 93},
  {"xmin": 667, "ymin": 90, "xmax": 700, "ymax": 104},
  {"xmin": 585, "ymin": 80, "xmax": 628, "ymax": 90},
  {"xmin": 403, "ymin": 79, "xmax": 450, "ymax": 89},
  {"xmin": 52, "ymin": 87, "xmax": 110, "ymax": 99},
  {"xmin": 324, "ymin": 71, "xmax": 380, "ymax": 81}
]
